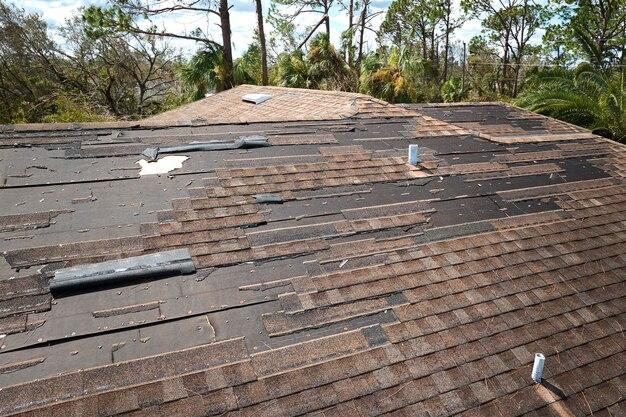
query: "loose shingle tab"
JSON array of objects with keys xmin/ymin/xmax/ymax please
[
  {"xmin": 0, "ymin": 88, "xmax": 624, "ymax": 417},
  {"xmin": 141, "ymin": 135, "xmax": 269, "ymax": 161},
  {"xmin": 50, "ymin": 249, "xmax": 195, "ymax": 292}
]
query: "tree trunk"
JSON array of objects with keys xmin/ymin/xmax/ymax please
[
  {"xmin": 461, "ymin": 42, "xmax": 466, "ymax": 92},
  {"xmin": 442, "ymin": 0, "xmax": 451, "ymax": 82},
  {"xmin": 219, "ymin": 0, "xmax": 234, "ymax": 89},
  {"xmin": 325, "ymin": 2, "xmax": 331, "ymax": 36},
  {"xmin": 255, "ymin": 0, "xmax": 268, "ymax": 85},
  {"xmin": 356, "ymin": 0, "xmax": 367, "ymax": 75},
  {"xmin": 347, "ymin": 0, "xmax": 354, "ymax": 66},
  {"xmin": 502, "ymin": 29, "xmax": 511, "ymax": 96},
  {"xmin": 420, "ymin": 28, "xmax": 428, "ymax": 61}
]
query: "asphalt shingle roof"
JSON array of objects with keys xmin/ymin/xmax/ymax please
[
  {"xmin": 146, "ymin": 84, "xmax": 414, "ymax": 124},
  {"xmin": 0, "ymin": 88, "xmax": 624, "ymax": 417}
]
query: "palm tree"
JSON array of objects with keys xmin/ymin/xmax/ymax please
[
  {"xmin": 359, "ymin": 47, "xmax": 432, "ymax": 103},
  {"xmin": 273, "ymin": 33, "xmax": 355, "ymax": 91},
  {"xmin": 180, "ymin": 45, "xmax": 257, "ymax": 99},
  {"xmin": 516, "ymin": 64, "xmax": 626, "ymax": 142},
  {"xmin": 274, "ymin": 51, "xmax": 309, "ymax": 88},
  {"xmin": 307, "ymin": 33, "xmax": 355, "ymax": 90}
]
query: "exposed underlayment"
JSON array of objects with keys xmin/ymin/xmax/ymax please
[{"xmin": 0, "ymin": 91, "xmax": 624, "ymax": 417}]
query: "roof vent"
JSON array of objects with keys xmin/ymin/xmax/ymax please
[
  {"xmin": 242, "ymin": 93, "xmax": 272, "ymax": 104},
  {"xmin": 50, "ymin": 249, "xmax": 195, "ymax": 292},
  {"xmin": 408, "ymin": 144, "xmax": 421, "ymax": 165},
  {"xmin": 531, "ymin": 353, "xmax": 545, "ymax": 383}
]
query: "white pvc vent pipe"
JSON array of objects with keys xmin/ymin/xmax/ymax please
[
  {"xmin": 408, "ymin": 144, "xmax": 420, "ymax": 165},
  {"xmin": 531, "ymin": 353, "xmax": 545, "ymax": 383}
]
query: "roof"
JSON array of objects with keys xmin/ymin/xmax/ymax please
[
  {"xmin": 0, "ymin": 90, "xmax": 625, "ymax": 417},
  {"xmin": 146, "ymin": 84, "xmax": 414, "ymax": 124}
]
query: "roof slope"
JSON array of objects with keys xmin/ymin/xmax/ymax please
[
  {"xmin": 146, "ymin": 84, "xmax": 414, "ymax": 124},
  {"xmin": 0, "ymin": 97, "xmax": 624, "ymax": 417}
]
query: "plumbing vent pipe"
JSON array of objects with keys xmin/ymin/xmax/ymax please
[
  {"xmin": 531, "ymin": 353, "xmax": 545, "ymax": 383},
  {"xmin": 408, "ymin": 144, "xmax": 420, "ymax": 165}
]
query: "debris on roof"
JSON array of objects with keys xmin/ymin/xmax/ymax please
[
  {"xmin": 50, "ymin": 249, "xmax": 195, "ymax": 292},
  {"xmin": 0, "ymin": 90, "xmax": 624, "ymax": 417},
  {"xmin": 137, "ymin": 155, "xmax": 189, "ymax": 175},
  {"xmin": 141, "ymin": 135, "xmax": 269, "ymax": 161}
]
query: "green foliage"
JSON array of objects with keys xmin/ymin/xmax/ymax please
[
  {"xmin": 82, "ymin": 5, "xmax": 132, "ymax": 39},
  {"xmin": 564, "ymin": 0, "xmax": 626, "ymax": 68},
  {"xmin": 359, "ymin": 47, "xmax": 441, "ymax": 103},
  {"xmin": 273, "ymin": 34, "xmax": 354, "ymax": 91},
  {"xmin": 3, "ymin": 0, "xmax": 626, "ymax": 134},
  {"xmin": 516, "ymin": 65, "xmax": 626, "ymax": 142},
  {"xmin": 180, "ymin": 44, "xmax": 230, "ymax": 98},
  {"xmin": 440, "ymin": 77, "xmax": 465, "ymax": 102},
  {"xmin": 180, "ymin": 42, "xmax": 263, "ymax": 99},
  {"xmin": 236, "ymin": 43, "xmax": 264, "ymax": 85},
  {"xmin": 307, "ymin": 33, "xmax": 355, "ymax": 90},
  {"xmin": 273, "ymin": 51, "xmax": 309, "ymax": 88},
  {"xmin": 41, "ymin": 94, "xmax": 111, "ymax": 123}
]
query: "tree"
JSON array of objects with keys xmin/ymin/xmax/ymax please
[
  {"xmin": 271, "ymin": 0, "xmax": 335, "ymax": 45},
  {"xmin": 339, "ymin": 0, "xmax": 357, "ymax": 66},
  {"xmin": 380, "ymin": 0, "xmax": 464, "ymax": 82},
  {"xmin": 463, "ymin": 0, "xmax": 552, "ymax": 96},
  {"xmin": 0, "ymin": 1, "xmax": 182, "ymax": 122},
  {"xmin": 516, "ymin": 64, "xmax": 626, "ymax": 142},
  {"xmin": 541, "ymin": 24, "xmax": 578, "ymax": 66},
  {"xmin": 83, "ymin": 0, "xmax": 235, "ymax": 88},
  {"xmin": 563, "ymin": 0, "xmax": 626, "ymax": 68},
  {"xmin": 255, "ymin": 0, "xmax": 269, "ymax": 85},
  {"xmin": 465, "ymin": 36, "xmax": 501, "ymax": 100},
  {"xmin": 360, "ymin": 47, "xmax": 440, "ymax": 103},
  {"xmin": 62, "ymin": 17, "xmax": 180, "ymax": 117},
  {"xmin": 181, "ymin": 42, "xmax": 261, "ymax": 99},
  {"xmin": 0, "ymin": 1, "xmax": 106, "ymax": 123},
  {"xmin": 274, "ymin": 33, "xmax": 354, "ymax": 90},
  {"xmin": 273, "ymin": 50, "xmax": 309, "ymax": 88}
]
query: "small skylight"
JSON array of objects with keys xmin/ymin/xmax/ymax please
[{"xmin": 242, "ymin": 93, "xmax": 271, "ymax": 104}]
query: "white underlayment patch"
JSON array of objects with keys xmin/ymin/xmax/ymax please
[{"xmin": 136, "ymin": 155, "xmax": 189, "ymax": 176}]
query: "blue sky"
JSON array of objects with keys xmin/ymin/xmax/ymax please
[{"xmin": 22, "ymin": 0, "xmax": 485, "ymax": 58}]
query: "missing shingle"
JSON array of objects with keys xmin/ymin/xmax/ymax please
[
  {"xmin": 414, "ymin": 221, "xmax": 494, "ymax": 244},
  {"xmin": 386, "ymin": 292, "xmax": 409, "ymax": 306},
  {"xmin": 361, "ymin": 324, "xmax": 389, "ymax": 347}
]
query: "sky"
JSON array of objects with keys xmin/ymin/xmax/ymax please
[{"xmin": 21, "ymin": 0, "xmax": 487, "ymax": 58}]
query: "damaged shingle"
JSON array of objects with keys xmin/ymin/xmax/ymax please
[{"xmin": 50, "ymin": 249, "xmax": 195, "ymax": 292}]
